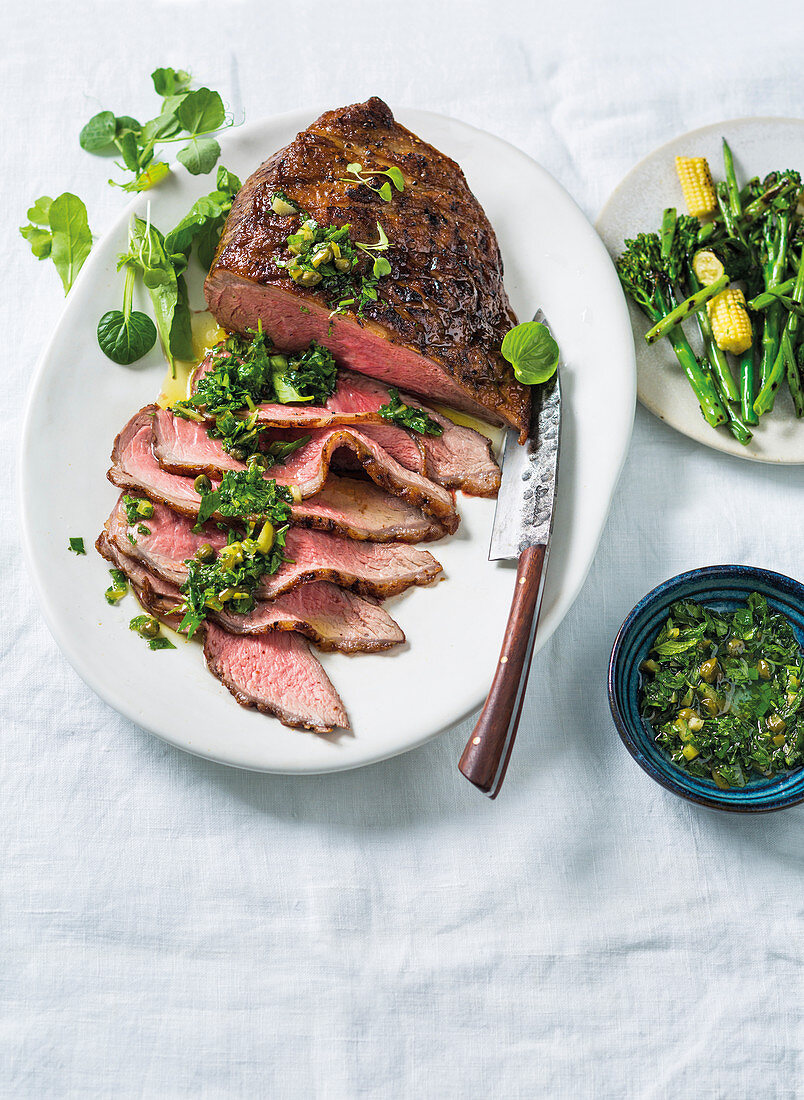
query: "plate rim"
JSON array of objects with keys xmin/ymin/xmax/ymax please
[
  {"xmin": 596, "ymin": 114, "xmax": 804, "ymax": 466},
  {"xmin": 20, "ymin": 103, "xmax": 635, "ymax": 774}
]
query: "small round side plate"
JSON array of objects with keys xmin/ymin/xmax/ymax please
[{"xmin": 597, "ymin": 117, "xmax": 804, "ymax": 464}]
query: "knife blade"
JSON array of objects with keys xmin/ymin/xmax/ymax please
[{"xmin": 458, "ymin": 308, "xmax": 562, "ymax": 798}]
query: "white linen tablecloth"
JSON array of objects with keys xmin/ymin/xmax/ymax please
[{"xmin": 2, "ymin": 1, "xmax": 802, "ymax": 1096}]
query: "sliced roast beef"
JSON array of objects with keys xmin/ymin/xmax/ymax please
[
  {"xmin": 192, "ymin": 357, "xmax": 427, "ymax": 471},
  {"xmin": 189, "ymin": 361, "xmax": 500, "ymax": 495},
  {"xmin": 104, "ymin": 496, "xmax": 442, "ymax": 600},
  {"xmin": 98, "ymin": 530, "xmax": 405, "ymax": 652},
  {"xmin": 151, "ymin": 408, "xmax": 457, "ymax": 530},
  {"xmin": 204, "ymin": 623, "xmax": 349, "ymax": 732},
  {"xmin": 109, "ymin": 408, "xmax": 448, "ymax": 542},
  {"xmin": 414, "ymin": 412, "xmax": 501, "ymax": 496},
  {"xmin": 192, "ymin": 358, "xmax": 386, "ymax": 428},
  {"xmin": 327, "ymin": 371, "xmax": 501, "ymax": 495},
  {"xmin": 287, "ymin": 477, "xmax": 446, "ymax": 542},
  {"xmin": 204, "ymin": 97, "xmax": 530, "ymax": 439}
]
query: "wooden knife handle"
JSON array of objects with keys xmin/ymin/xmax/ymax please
[{"xmin": 458, "ymin": 544, "xmax": 546, "ymax": 798}]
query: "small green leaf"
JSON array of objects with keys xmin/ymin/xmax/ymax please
[
  {"xmin": 273, "ymin": 371, "xmax": 313, "ymax": 404},
  {"xmin": 501, "ymin": 321, "xmax": 559, "ymax": 385},
  {"xmin": 20, "ymin": 224, "xmax": 52, "ymax": 259},
  {"xmin": 195, "ymin": 219, "xmax": 224, "ymax": 270},
  {"xmin": 68, "ymin": 537, "xmax": 86, "ymax": 555},
  {"xmin": 379, "ymin": 387, "xmax": 443, "ymax": 436},
  {"xmin": 378, "ymin": 181, "xmax": 392, "ymax": 202},
  {"xmin": 177, "ymin": 135, "xmax": 221, "ymax": 175},
  {"xmin": 386, "ymin": 166, "xmax": 405, "ymax": 192},
  {"xmin": 49, "ymin": 193, "xmax": 92, "ymax": 295},
  {"xmin": 97, "ymin": 310, "xmax": 157, "ymax": 365},
  {"xmin": 151, "ymin": 67, "xmax": 191, "ymax": 97},
  {"xmin": 176, "ymin": 87, "xmax": 225, "ymax": 134},
  {"xmin": 215, "ymin": 165, "xmax": 242, "ymax": 196},
  {"xmin": 27, "ymin": 196, "xmax": 53, "ymax": 226},
  {"xmin": 116, "ymin": 130, "xmax": 141, "ymax": 173},
  {"xmin": 373, "ymin": 255, "xmax": 391, "ymax": 278},
  {"xmin": 164, "ymin": 194, "xmax": 225, "ymax": 254},
  {"xmin": 148, "ymin": 635, "xmax": 176, "ymax": 650},
  {"xmin": 143, "ymin": 267, "xmax": 171, "ymax": 288},
  {"xmin": 169, "ymin": 275, "xmax": 194, "ymax": 361},
  {"xmin": 80, "ymin": 110, "xmax": 117, "ymax": 152},
  {"xmin": 196, "ymin": 487, "xmax": 221, "ymax": 526},
  {"xmin": 122, "ymin": 162, "xmax": 171, "ymax": 193},
  {"xmin": 346, "ymin": 162, "xmax": 362, "ymax": 174},
  {"xmin": 125, "ymin": 217, "xmax": 180, "ymax": 369},
  {"xmin": 115, "ymin": 115, "xmax": 141, "ymax": 137},
  {"xmin": 140, "ymin": 103, "xmax": 185, "ymax": 146}
]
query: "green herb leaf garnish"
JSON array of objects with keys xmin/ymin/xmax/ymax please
[
  {"xmin": 105, "ymin": 569, "xmax": 129, "ymax": 604},
  {"xmin": 122, "ymin": 495, "xmax": 155, "ymax": 524},
  {"xmin": 379, "ymin": 388, "xmax": 443, "ymax": 436},
  {"xmin": 151, "ymin": 67, "xmax": 192, "ymax": 98},
  {"xmin": 97, "ymin": 167, "xmax": 241, "ymax": 371},
  {"xmin": 176, "ymin": 135, "xmax": 221, "ymax": 176},
  {"xmin": 121, "ymin": 162, "xmax": 171, "ymax": 193},
  {"xmin": 179, "ymin": 472, "xmax": 294, "ymax": 637},
  {"xmin": 79, "ymin": 111, "xmax": 117, "ymax": 152},
  {"xmin": 501, "ymin": 321, "xmax": 560, "ymax": 385},
  {"xmin": 195, "ymin": 465, "xmax": 293, "ymax": 527},
  {"xmin": 68, "ymin": 537, "xmax": 86, "ymax": 555},
  {"xmin": 173, "ymin": 327, "xmax": 336, "ymax": 461}
]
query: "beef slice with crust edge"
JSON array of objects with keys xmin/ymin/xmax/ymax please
[{"xmin": 203, "ymin": 624, "xmax": 349, "ymax": 733}]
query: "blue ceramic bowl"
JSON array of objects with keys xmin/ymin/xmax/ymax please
[{"xmin": 608, "ymin": 565, "xmax": 804, "ymax": 813}]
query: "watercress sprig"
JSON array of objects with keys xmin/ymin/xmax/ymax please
[
  {"xmin": 80, "ymin": 67, "xmax": 237, "ymax": 190},
  {"xmin": 19, "ymin": 193, "xmax": 92, "ymax": 295},
  {"xmin": 97, "ymin": 167, "xmax": 241, "ymax": 371},
  {"xmin": 115, "ymin": 213, "xmax": 192, "ymax": 373},
  {"xmin": 340, "ymin": 162, "xmax": 405, "ymax": 203},
  {"xmin": 97, "ymin": 264, "xmax": 157, "ymax": 365}
]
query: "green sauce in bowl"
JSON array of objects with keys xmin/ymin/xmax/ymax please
[{"xmin": 639, "ymin": 592, "xmax": 804, "ymax": 790}]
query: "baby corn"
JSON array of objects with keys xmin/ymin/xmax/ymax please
[
  {"xmin": 675, "ymin": 156, "xmax": 717, "ymax": 218},
  {"xmin": 706, "ymin": 287, "xmax": 753, "ymax": 355}
]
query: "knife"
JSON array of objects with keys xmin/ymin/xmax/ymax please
[{"xmin": 458, "ymin": 309, "xmax": 562, "ymax": 798}]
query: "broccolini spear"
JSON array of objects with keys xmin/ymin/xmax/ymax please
[
  {"xmin": 745, "ymin": 172, "xmax": 800, "ymax": 392},
  {"xmin": 675, "ymin": 214, "xmax": 741, "ymax": 406},
  {"xmin": 719, "ymin": 139, "xmax": 758, "ymax": 423},
  {"xmin": 755, "ymin": 246, "xmax": 804, "ymax": 416},
  {"xmin": 696, "ymin": 172, "xmax": 800, "ymax": 247},
  {"xmin": 617, "ymin": 231, "xmax": 728, "ymax": 428},
  {"xmin": 721, "ymin": 139, "xmax": 742, "ymax": 222},
  {"xmin": 794, "ymin": 345, "xmax": 804, "ymax": 416},
  {"xmin": 644, "ymin": 212, "xmax": 752, "ymax": 443}
]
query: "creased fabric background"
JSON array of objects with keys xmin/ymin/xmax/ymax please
[{"xmin": 2, "ymin": 1, "xmax": 803, "ymax": 1096}]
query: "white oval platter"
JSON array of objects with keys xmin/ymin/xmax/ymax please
[{"xmin": 21, "ymin": 106, "xmax": 635, "ymax": 773}]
